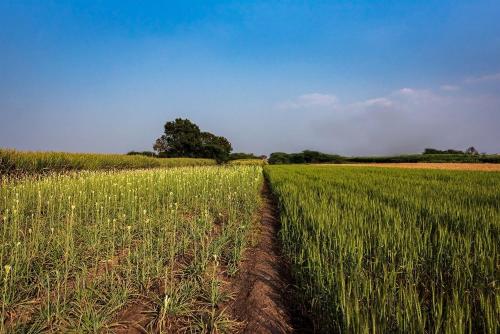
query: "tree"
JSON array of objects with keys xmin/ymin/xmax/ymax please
[
  {"xmin": 199, "ymin": 131, "xmax": 232, "ymax": 162},
  {"xmin": 268, "ymin": 152, "xmax": 291, "ymax": 164},
  {"xmin": 153, "ymin": 119, "xmax": 202, "ymax": 158},
  {"xmin": 423, "ymin": 148, "xmax": 441, "ymax": 154},
  {"xmin": 153, "ymin": 118, "xmax": 232, "ymax": 162},
  {"xmin": 466, "ymin": 146, "xmax": 479, "ymax": 155}
]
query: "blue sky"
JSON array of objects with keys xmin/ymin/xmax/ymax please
[{"xmin": 1, "ymin": 0, "xmax": 500, "ymax": 155}]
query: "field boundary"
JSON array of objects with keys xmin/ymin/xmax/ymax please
[{"xmin": 227, "ymin": 181, "xmax": 311, "ymax": 333}]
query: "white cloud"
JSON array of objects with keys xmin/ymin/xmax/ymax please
[
  {"xmin": 397, "ymin": 87, "xmax": 416, "ymax": 95},
  {"xmin": 299, "ymin": 93, "xmax": 338, "ymax": 106},
  {"xmin": 392, "ymin": 88, "xmax": 442, "ymax": 103},
  {"xmin": 464, "ymin": 72, "xmax": 500, "ymax": 84},
  {"xmin": 276, "ymin": 93, "xmax": 337, "ymax": 110},
  {"xmin": 356, "ymin": 97, "xmax": 394, "ymax": 108}
]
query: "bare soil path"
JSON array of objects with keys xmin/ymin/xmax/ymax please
[{"xmin": 228, "ymin": 181, "xmax": 310, "ymax": 334}]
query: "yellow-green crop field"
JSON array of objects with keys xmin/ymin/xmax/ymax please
[
  {"xmin": 0, "ymin": 166, "xmax": 262, "ymax": 332},
  {"xmin": 227, "ymin": 159, "xmax": 267, "ymax": 166},
  {"xmin": 265, "ymin": 165, "xmax": 499, "ymax": 333},
  {"xmin": 0, "ymin": 149, "xmax": 215, "ymax": 174}
]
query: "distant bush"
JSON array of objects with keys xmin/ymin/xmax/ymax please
[
  {"xmin": 0, "ymin": 149, "xmax": 216, "ymax": 175},
  {"xmin": 267, "ymin": 152, "xmax": 290, "ymax": 164},
  {"xmin": 126, "ymin": 151, "xmax": 157, "ymax": 157},
  {"xmin": 268, "ymin": 150, "xmax": 344, "ymax": 164},
  {"xmin": 423, "ymin": 148, "xmax": 465, "ymax": 154},
  {"xmin": 229, "ymin": 152, "xmax": 259, "ymax": 160}
]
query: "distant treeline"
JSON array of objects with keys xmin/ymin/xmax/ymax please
[
  {"xmin": 423, "ymin": 147, "xmax": 481, "ymax": 155},
  {"xmin": 268, "ymin": 149, "xmax": 500, "ymax": 165},
  {"xmin": 127, "ymin": 151, "xmax": 267, "ymax": 161},
  {"xmin": 229, "ymin": 152, "xmax": 266, "ymax": 160},
  {"xmin": 269, "ymin": 150, "xmax": 344, "ymax": 164},
  {"xmin": 126, "ymin": 151, "xmax": 157, "ymax": 157},
  {"xmin": 423, "ymin": 148, "xmax": 465, "ymax": 155}
]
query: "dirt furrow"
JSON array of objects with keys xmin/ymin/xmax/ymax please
[{"xmin": 228, "ymin": 181, "xmax": 310, "ymax": 334}]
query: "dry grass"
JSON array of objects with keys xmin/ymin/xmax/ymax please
[{"xmin": 326, "ymin": 163, "xmax": 500, "ymax": 171}]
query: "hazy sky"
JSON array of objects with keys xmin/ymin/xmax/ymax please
[{"xmin": 1, "ymin": 1, "xmax": 500, "ymax": 156}]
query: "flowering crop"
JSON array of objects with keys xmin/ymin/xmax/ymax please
[{"xmin": 0, "ymin": 166, "xmax": 262, "ymax": 332}]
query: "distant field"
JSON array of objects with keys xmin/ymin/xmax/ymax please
[
  {"xmin": 0, "ymin": 149, "xmax": 215, "ymax": 174},
  {"xmin": 265, "ymin": 165, "xmax": 499, "ymax": 333},
  {"xmin": 325, "ymin": 162, "xmax": 500, "ymax": 171},
  {"xmin": 228, "ymin": 158, "xmax": 267, "ymax": 166},
  {"xmin": 345, "ymin": 153, "xmax": 500, "ymax": 164}
]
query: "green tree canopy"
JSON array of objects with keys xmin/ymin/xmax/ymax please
[{"xmin": 153, "ymin": 118, "xmax": 232, "ymax": 162}]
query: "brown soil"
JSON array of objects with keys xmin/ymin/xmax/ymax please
[
  {"xmin": 323, "ymin": 163, "xmax": 500, "ymax": 171},
  {"xmin": 113, "ymin": 299, "xmax": 154, "ymax": 334},
  {"xmin": 5, "ymin": 244, "xmax": 137, "ymax": 331},
  {"xmin": 228, "ymin": 182, "xmax": 310, "ymax": 334}
]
